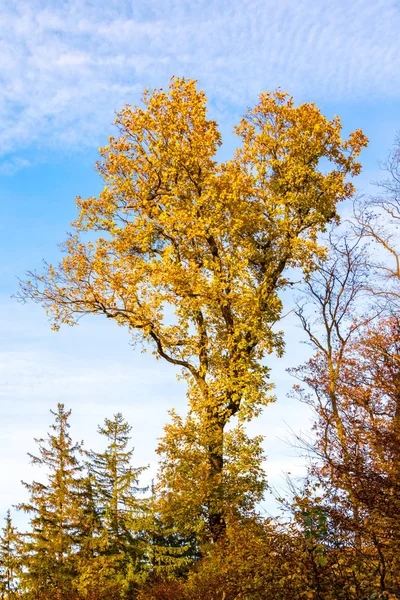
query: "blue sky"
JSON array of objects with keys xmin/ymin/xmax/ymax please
[{"xmin": 1, "ymin": 0, "xmax": 399, "ymax": 524}]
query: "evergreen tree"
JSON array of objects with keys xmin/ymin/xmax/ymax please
[
  {"xmin": 0, "ymin": 510, "xmax": 21, "ymax": 599},
  {"xmin": 75, "ymin": 468, "xmax": 103, "ymax": 560},
  {"xmin": 74, "ymin": 469, "xmax": 108, "ymax": 600},
  {"xmin": 18, "ymin": 404, "xmax": 83, "ymax": 600},
  {"xmin": 86, "ymin": 413, "xmax": 148, "ymax": 596}
]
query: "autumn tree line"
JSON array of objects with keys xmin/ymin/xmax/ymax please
[{"xmin": 2, "ymin": 78, "xmax": 399, "ymax": 598}]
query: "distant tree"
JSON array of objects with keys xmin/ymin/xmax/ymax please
[
  {"xmin": 0, "ymin": 510, "xmax": 21, "ymax": 599},
  {"xmin": 18, "ymin": 404, "xmax": 83, "ymax": 600},
  {"xmin": 19, "ymin": 77, "xmax": 367, "ymax": 541}
]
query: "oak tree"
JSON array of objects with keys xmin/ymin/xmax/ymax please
[{"xmin": 19, "ymin": 77, "xmax": 367, "ymax": 541}]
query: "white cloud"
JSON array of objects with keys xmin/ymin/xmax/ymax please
[{"xmin": 0, "ymin": 0, "xmax": 399, "ymax": 164}]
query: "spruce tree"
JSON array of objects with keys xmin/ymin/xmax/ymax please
[
  {"xmin": 86, "ymin": 413, "xmax": 148, "ymax": 596},
  {"xmin": 0, "ymin": 510, "xmax": 21, "ymax": 599},
  {"xmin": 18, "ymin": 404, "xmax": 83, "ymax": 600},
  {"xmin": 75, "ymin": 468, "xmax": 103, "ymax": 560},
  {"xmin": 74, "ymin": 468, "xmax": 108, "ymax": 600}
]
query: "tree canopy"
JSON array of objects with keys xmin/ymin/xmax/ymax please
[{"xmin": 19, "ymin": 77, "xmax": 368, "ymax": 542}]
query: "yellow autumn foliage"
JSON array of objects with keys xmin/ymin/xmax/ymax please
[{"xmin": 20, "ymin": 77, "xmax": 367, "ymax": 541}]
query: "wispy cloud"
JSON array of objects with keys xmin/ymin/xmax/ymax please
[
  {"xmin": 0, "ymin": 156, "xmax": 30, "ymax": 175},
  {"xmin": 0, "ymin": 0, "xmax": 399, "ymax": 163}
]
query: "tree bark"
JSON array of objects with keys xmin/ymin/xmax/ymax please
[{"xmin": 206, "ymin": 418, "xmax": 226, "ymax": 543}]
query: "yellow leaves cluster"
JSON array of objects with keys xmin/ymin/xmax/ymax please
[{"xmin": 155, "ymin": 409, "xmax": 267, "ymax": 540}]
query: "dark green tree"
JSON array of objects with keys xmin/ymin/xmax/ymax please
[
  {"xmin": 72, "ymin": 468, "xmax": 106, "ymax": 599},
  {"xmin": 18, "ymin": 404, "xmax": 83, "ymax": 600},
  {"xmin": 0, "ymin": 510, "xmax": 21, "ymax": 599},
  {"xmin": 86, "ymin": 413, "xmax": 148, "ymax": 596},
  {"xmin": 75, "ymin": 469, "xmax": 103, "ymax": 562}
]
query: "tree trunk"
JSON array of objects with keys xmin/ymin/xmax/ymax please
[{"xmin": 206, "ymin": 418, "xmax": 226, "ymax": 543}]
